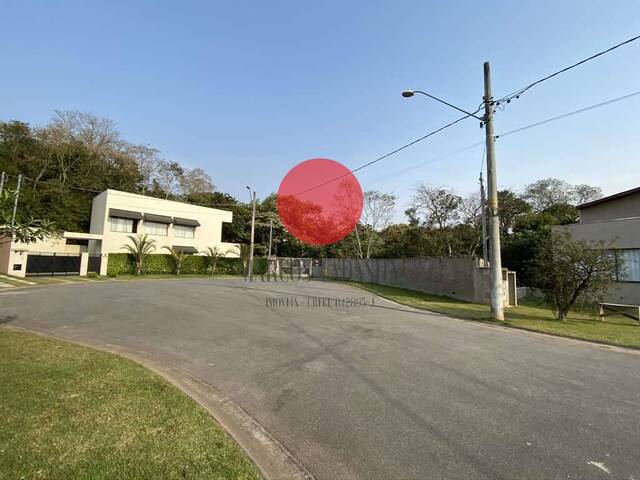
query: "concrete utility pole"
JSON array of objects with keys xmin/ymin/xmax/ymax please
[
  {"xmin": 0, "ymin": 172, "xmax": 5, "ymax": 195},
  {"xmin": 247, "ymin": 187, "xmax": 256, "ymax": 281},
  {"xmin": 483, "ymin": 62, "xmax": 505, "ymax": 320},
  {"xmin": 479, "ymin": 171, "xmax": 488, "ymax": 266},
  {"xmin": 11, "ymin": 174, "xmax": 22, "ymax": 228}
]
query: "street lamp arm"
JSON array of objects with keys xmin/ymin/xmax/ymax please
[{"xmin": 407, "ymin": 90, "xmax": 484, "ymax": 120}]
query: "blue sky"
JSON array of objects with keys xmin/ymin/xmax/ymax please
[{"xmin": 1, "ymin": 0, "xmax": 639, "ymax": 218}]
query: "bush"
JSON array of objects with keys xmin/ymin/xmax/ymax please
[
  {"xmin": 87, "ymin": 272, "xmax": 98, "ymax": 278},
  {"xmin": 106, "ymin": 253, "xmax": 260, "ymax": 276}
]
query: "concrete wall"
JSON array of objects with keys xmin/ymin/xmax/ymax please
[
  {"xmin": 321, "ymin": 257, "xmax": 515, "ymax": 305},
  {"xmin": 579, "ymin": 191, "xmax": 640, "ymax": 223},
  {"xmin": 90, "ymin": 189, "xmax": 239, "ymax": 256}
]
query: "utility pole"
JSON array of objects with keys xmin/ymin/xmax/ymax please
[
  {"xmin": 483, "ymin": 62, "xmax": 505, "ymax": 321},
  {"xmin": 268, "ymin": 219, "xmax": 273, "ymax": 257},
  {"xmin": 479, "ymin": 171, "xmax": 488, "ymax": 266},
  {"xmin": 11, "ymin": 174, "xmax": 22, "ymax": 228},
  {"xmin": 0, "ymin": 171, "xmax": 5, "ymax": 195},
  {"xmin": 247, "ymin": 187, "xmax": 256, "ymax": 281}
]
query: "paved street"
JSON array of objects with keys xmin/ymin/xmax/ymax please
[{"xmin": 1, "ymin": 279, "xmax": 639, "ymax": 479}]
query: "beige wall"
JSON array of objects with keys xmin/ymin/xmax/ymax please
[
  {"xmin": 90, "ymin": 189, "xmax": 239, "ymax": 257},
  {"xmin": 580, "ymin": 191, "xmax": 640, "ymax": 223},
  {"xmin": 557, "ymin": 217, "xmax": 640, "ymax": 249}
]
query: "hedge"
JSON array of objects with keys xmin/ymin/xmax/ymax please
[{"xmin": 107, "ymin": 253, "xmax": 268, "ymax": 276}]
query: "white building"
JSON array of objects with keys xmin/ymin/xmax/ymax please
[{"xmin": 0, "ymin": 189, "xmax": 239, "ymax": 277}]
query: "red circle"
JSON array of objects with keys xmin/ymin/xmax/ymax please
[{"xmin": 277, "ymin": 158, "xmax": 363, "ymax": 246}]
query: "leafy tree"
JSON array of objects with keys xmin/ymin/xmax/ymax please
[
  {"xmin": 0, "ymin": 189, "xmax": 58, "ymax": 243},
  {"xmin": 534, "ymin": 232, "xmax": 617, "ymax": 321},
  {"xmin": 122, "ymin": 234, "xmax": 156, "ymax": 275},
  {"xmin": 498, "ymin": 189, "xmax": 531, "ymax": 235}
]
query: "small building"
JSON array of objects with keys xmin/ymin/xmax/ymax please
[
  {"xmin": 558, "ymin": 186, "xmax": 640, "ymax": 304},
  {"xmin": 0, "ymin": 189, "xmax": 239, "ymax": 277}
]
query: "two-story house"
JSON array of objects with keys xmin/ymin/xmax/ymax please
[{"xmin": 0, "ymin": 189, "xmax": 239, "ymax": 277}]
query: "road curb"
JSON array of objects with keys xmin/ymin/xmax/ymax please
[{"xmin": 5, "ymin": 326, "xmax": 315, "ymax": 480}]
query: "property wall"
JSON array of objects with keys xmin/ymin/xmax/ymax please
[
  {"xmin": 91, "ymin": 189, "xmax": 239, "ymax": 257},
  {"xmin": 579, "ymin": 191, "xmax": 640, "ymax": 223},
  {"xmin": 0, "ymin": 238, "xmax": 11, "ymax": 274},
  {"xmin": 322, "ymin": 257, "xmax": 515, "ymax": 305},
  {"xmin": 322, "ymin": 257, "xmax": 478, "ymax": 301}
]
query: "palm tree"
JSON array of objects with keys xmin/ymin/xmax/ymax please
[
  {"xmin": 122, "ymin": 234, "xmax": 156, "ymax": 275},
  {"xmin": 202, "ymin": 246, "xmax": 233, "ymax": 276},
  {"xmin": 163, "ymin": 246, "xmax": 189, "ymax": 275}
]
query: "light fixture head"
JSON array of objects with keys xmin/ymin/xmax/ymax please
[{"xmin": 401, "ymin": 89, "xmax": 415, "ymax": 98}]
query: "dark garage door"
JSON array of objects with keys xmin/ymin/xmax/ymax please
[
  {"xmin": 88, "ymin": 254, "xmax": 101, "ymax": 274},
  {"xmin": 26, "ymin": 253, "xmax": 81, "ymax": 276}
]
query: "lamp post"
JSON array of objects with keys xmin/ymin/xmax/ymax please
[
  {"xmin": 402, "ymin": 80, "xmax": 504, "ymax": 320},
  {"xmin": 246, "ymin": 186, "xmax": 256, "ymax": 281}
]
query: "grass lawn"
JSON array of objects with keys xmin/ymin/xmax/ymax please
[
  {"xmin": 346, "ymin": 281, "xmax": 640, "ymax": 349},
  {"xmin": 0, "ymin": 328, "xmax": 262, "ymax": 480}
]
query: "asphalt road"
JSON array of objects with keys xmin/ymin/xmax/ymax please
[{"xmin": 1, "ymin": 279, "xmax": 639, "ymax": 480}]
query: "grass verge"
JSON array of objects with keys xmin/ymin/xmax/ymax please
[
  {"xmin": 346, "ymin": 281, "xmax": 640, "ymax": 349},
  {"xmin": 0, "ymin": 328, "xmax": 262, "ymax": 480}
]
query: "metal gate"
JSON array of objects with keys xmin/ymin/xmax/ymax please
[
  {"xmin": 88, "ymin": 254, "xmax": 102, "ymax": 274},
  {"xmin": 25, "ymin": 253, "xmax": 81, "ymax": 276}
]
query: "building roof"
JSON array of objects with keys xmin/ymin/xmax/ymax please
[{"xmin": 578, "ymin": 186, "xmax": 640, "ymax": 209}]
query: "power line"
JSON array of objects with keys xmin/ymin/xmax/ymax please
[
  {"xmin": 495, "ymin": 89, "xmax": 640, "ymax": 139},
  {"xmin": 495, "ymin": 34, "xmax": 640, "ymax": 105},
  {"xmin": 362, "ymin": 141, "xmax": 484, "ymax": 187},
  {"xmin": 292, "ymin": 108, "xmax": 482, "ymax": 197}
]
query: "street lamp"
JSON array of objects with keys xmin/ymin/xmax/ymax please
[
  {"xmin": 246, "ymin": 186, "xmax": 256, "ymax": 281},
  {"xmin": 401, "ymin": 81, "xmax": 504, "ymax": 321},
  {"xmin": 401, "ymin": 89, "xmax": 483, "ymax": 120}
]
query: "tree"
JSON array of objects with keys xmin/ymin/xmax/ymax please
[
  {"xmin": 162, "ymin": 246, "xmax": 189, "ymax": 275},
  {"xmin": 128, "ymin": 144, "xmax": 161, "ymax": 194},
  {"xmin": 459, "ymin": 192, "xmax": 482, "ymax": 256},
  {"xmin": 498, "ymin": 189, "xmax": 531, "ymax": 235},
  {"xmin": 0, "ymin": 189, "xmax": 58, "ymax": 243},
  {"xmin": 179, "ymin": 168, "xmax": 214, "ymax": 196},
  {"xmin": 154, "ymin": 160, "xmax": 184, "ymax": 199},
  {"xmin": 122, "ymin": 234, "xmax": 156, "ymax": 275},
  {"xmin": 572, "ymin": 184, "xmax": 602, "ymax": 205},
  {"xmin": 523, "ymin": 178, "xmax": 574, "ymax": 212},
  {"xmin": 358, "ymin": 190, "xmax": 396, "ymax": 258},
  {"xmin": 411, "ymin": 184, "xmax": 462, "ymax": 256},
  {"xmin": 202, "ymin": 246, "xmax": 233, "ymax": 275},
  {"xmin": 534, "ymin": 232, "xmax": 617, "ymax": 321}
]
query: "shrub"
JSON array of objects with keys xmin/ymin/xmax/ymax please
[
  {"xmin": 106, "ymin": 253, "xmax": 253, "ymax": 276},
  {"xmin": 87, "ymin": 272, "xmax": 98, "ymax": 278}
]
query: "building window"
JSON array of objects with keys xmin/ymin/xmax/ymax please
[
  {"xmin": 110, "ymin": 217, "xmax": 134, "ymax": 233},
  {"xmin": 174, "ymin": 224, "xmax": 196, "ymax": 239},
  {"xmin": 617, "ymin": 249, "xmax": 640, "ymax": 282},
  {"xmin": 144, "ymin": 221, "xmax": 168, "ymax": 236}
]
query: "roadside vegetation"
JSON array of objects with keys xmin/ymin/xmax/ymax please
[
  {"xmin": 348, "ymin": 281, "xmax": 640, "ymax": 348},
  {"xmin": 0, "ymin": 328, "xmax": 262, "ymax": 480}
]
